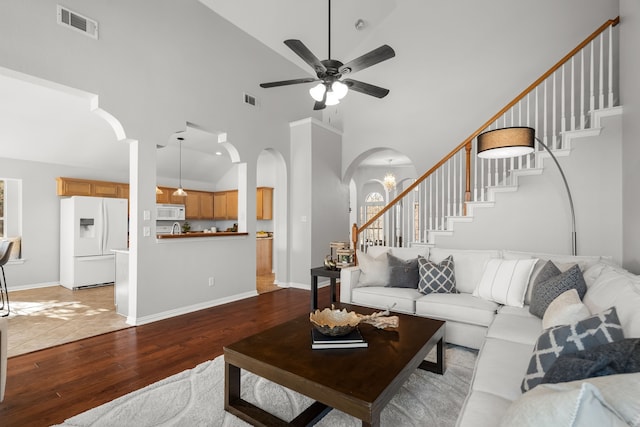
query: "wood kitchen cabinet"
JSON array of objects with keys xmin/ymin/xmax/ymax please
[
  {"xmin": 57, "ymin": 177, "xmax": 119, "ymax": 197},
  {"xmin": 256, "ymin": 187, "xmax": 273, "ymax": 220},
  {"xmin": 199, "ymin": 192, "xmax": 214, "ymax": 219},
  {"xmin": 213, "ymin": 190, "xmax": 238, "ymax": 220},
  {"xmin": 256, "ymin": 237, "xmax": 273, "ymax": 275},
  {"xmin": 183, "ymin": 191, "xmax": 215, "ymax": 220},
  {"xmin": 155, "ymin": 187, "xmax": 172, "ymax": 204}
]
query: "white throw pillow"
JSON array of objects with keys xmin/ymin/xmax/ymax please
[
  {"xmin": 501, "ymin": 382, "xmax": 628, "ymax": 427},
  {"xmin": 355, "ymin": 249, "xmax": 389, "ymax": 287},
  {"xmin": 542, "ymin": 289, "xmax": 591, "ymax": 329},
  {"xmin": 429, "ymin": 248, "xmax": 501, "ymax": 294},
  {"xmin": 582, "ymin": 265, "xmax": 640, "ymax": 338},
  {"xmin": 473, "ymin": 258, "xmax": 538, "ymax": 307}
]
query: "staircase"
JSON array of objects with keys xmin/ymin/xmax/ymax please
[{"xmin": 353, "ymin": 17, "xmax": 620, "ymax": 253}]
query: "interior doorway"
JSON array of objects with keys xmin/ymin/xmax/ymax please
[{"xmin": 256, "ymin": 149, "xmax": 287, "ymax": 293}]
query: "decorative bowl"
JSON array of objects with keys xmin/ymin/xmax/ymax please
[{"xmin": 309, "ymin": 307, "xmax": 361, "ymax": 336}]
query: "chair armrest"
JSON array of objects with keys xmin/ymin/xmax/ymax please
[{"xmin": 340, "ymin": 266, "xmax": 361, "ymax": 304}]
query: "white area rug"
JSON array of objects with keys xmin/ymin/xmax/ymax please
[{"xmin": 53, "ymin": 346, "xmax": 477, "ymax": 427}]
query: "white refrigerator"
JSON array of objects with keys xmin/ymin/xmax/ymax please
[{"xmin": 60, "ymin": 196, "xmax": 128, "ymax": 289}]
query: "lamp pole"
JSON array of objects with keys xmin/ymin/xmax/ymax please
[{"xmin": 535, "ymin": 137, "xmax": 577, "ymax": 256}]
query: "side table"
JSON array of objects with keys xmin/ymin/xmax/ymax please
[{"xmin": 310, "ymin": 267, "xmax": 340, "ymax": 311}]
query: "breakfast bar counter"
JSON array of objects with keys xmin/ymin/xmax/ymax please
[{"xmin": 156, "ymin": 232, "xmax": 248, "ymax": 239}]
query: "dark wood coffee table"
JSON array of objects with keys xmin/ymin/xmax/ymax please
[{"xmin": 224, "ymin": 304, "xmax": 445, "ymax": 426}]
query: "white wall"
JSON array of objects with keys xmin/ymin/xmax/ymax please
[
  {"xmin": 620, "ymin": 0, "xmax": 640, "ymax": 273},
  {"xmin": 339, "ymin": 1, "xmax": 620, "ymax": 177},
  {"xmin": 289, "ymin": 119, "xmax": 348, "ymax": 287},
  {"xmin": 0, "ymin": 0, "xmax": 318, "ymax": 322},
  {"xmin": 434, "ymin": 114, "xmax": 623, "ymax": 263}
]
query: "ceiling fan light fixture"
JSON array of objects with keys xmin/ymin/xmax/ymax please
[
  {"xmin": 331, "ymin": 81, "xmax": 348, "ymax": 99},
  {"xmin": 325, "ymin": 91, "xmax": 341, "ymax": 106},
  {"xmin": 309, "ymin": 83, "xmax": 326, "ymax": 102}
]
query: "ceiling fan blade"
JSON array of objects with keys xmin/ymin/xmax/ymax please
[
  {"xmin": 343, "ymin": 79, "xmax": 390, "ymax": 98},
  {"xmin": 260, "ymin": 77, "xmax": 318, "ymax": 88},
  {"xmin": 339, "ymin": 45, "xmax": 395, "ymax": 75},
  {"xmin": 284, "ymin": 39, "xmax": 327, "ymax": 74},
  {"xmin": 313, "ymin": 90, "xmax": 327, "ymax": 110}
]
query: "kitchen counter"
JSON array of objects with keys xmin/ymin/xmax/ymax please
[{"xmin": 156, "ymin": 231, "xmax": 249, "ymax": 239}]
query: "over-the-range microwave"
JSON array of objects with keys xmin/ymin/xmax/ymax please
[{"xmin": 156, "ymin": 204, "xmax": 185, "ymax": 221}]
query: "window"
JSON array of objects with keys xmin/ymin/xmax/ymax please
[{"xmin": 362, "ymin": 192, "xmax": 384, "ymax": 245}]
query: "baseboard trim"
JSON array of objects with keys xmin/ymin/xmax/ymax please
[
  {"xmin": 8, "ymin": 282, "xmax": 60, "ymax": 292},
  {"xmin": 128, "ymin": 290, "xmax": 258, "ymax": 326}
]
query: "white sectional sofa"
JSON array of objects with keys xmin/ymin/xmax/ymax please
[{"xmin": 339, "ymin": 246, "xmax": 640, "ymax": 426}]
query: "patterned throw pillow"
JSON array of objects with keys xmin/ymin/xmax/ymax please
[
  {"xmin": 386, "ymin": 253, "xmax": 419, "ymax": 288},
  {"xmin": 521, "ymin": 307, "xmax": 624, "ymax": 392},
  {"xmin": 417, "ymin": 255, "xmax": 456, "ymax": 294},
  {"xmin": 529, "ymin": 263, "xmax": 586, "ymax": 318}
]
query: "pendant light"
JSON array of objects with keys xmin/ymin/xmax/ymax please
[{"xmin": 172, "ymin": 137, "xmax": 187, "ymax": 197}]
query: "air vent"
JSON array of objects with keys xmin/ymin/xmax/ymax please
[
  {"xmin": 57, "ymin": 5, "xmax": 98, "ymax": 39},
  {"xmin": 243, "ymin": 92, "xmax": 259, "ymax": 107}
]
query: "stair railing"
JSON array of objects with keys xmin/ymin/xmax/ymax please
[{"xmin": 352, "ymin": 17, "xmax": 619, "ymax": 258}]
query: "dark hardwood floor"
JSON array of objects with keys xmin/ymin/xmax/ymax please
[{"xmin": 1, "ymin": 286, "xmax": 334, "ymax": 427}]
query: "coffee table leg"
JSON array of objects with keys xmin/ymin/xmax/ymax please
[
  {"xmin": 362, "ymin": 411, "xmax": 381, "ymax": 427},
  {"xmin": 418, "ymin": 336, "xmax": 446, "ymax": 375},
  {"xmin": 224, "ymin": 362, "xmax": 240, "ymax": 409}
]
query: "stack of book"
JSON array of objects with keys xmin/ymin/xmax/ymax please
[{"xmin": 311, "ymin": 328, "xmax": 368, "ymax": 349}]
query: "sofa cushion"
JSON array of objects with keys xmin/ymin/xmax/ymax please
[
  {"xmin": 521, "ymin": 307, "xmax": 625, "ymax": 392},
  {"xmin": 417, "ymin": 255, "xmax": 456, "ymax": 294},
  {"xmin": 355, "ymin": 249, "xmax": 389, "ymax": 287},
  {"xmin": 415, "ymin": 293, "xmax": 498, "ymax": 327},
  {"xmin": 487, "ymin": 311, "xmax": 542, "ymax": 346},
  {"xmin": 501, "ymin": 382, "xmax": 627, "ymax": 427},
  {"xmin": 472, "ymin": 337, "xmax": 534, "ymax": 401},
  {"xmin": 385, "ymin": 253, "xmax": 419, "ymax": 288},
  {"xmin": 583, "ymin": 265, "xmax": 640, "ymax": 338},
  {"xmin": 429, "ymin": 248, "xmax": 500, "ymax": 294},
  {"xmin": 456, "ymin": 391, "xmax": 513, "ymax": 427},
  {"xmin": 529, "ymin": 263, "xmax": 586, "ymax": 318},
  {"xmin": 351, "ymin": 286, "xmax": 422, "ymax": 314},
  {"xmin": 388, "ymin": 246, "xmax": 429, "ymax": 260},
  {"xmin": 542, "ymin": 288, "xmax": 591, "ymax": 330},
  {"xmin": 473, "ymin": 258, "xmax": 537, "ymax": 307}
]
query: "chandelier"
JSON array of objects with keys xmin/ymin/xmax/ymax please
[{"xmin": 383, "ymin": 172, "xmax": 396, "ymax": 191}]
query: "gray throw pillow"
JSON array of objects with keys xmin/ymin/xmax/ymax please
[
  {"xmin": 521, "ymin": 307, "xmax": 624, "ymax": 392},
  {"xmin": 417, "ymin": 255, "xmax": 456, "ymax": 294},
  {"xmin": 385, "ymin": 253, "xmax": 419, "ymax": 288},
  {"xmin": 529, "ymin": 263, "xmax": 586, "ymax": 318}
]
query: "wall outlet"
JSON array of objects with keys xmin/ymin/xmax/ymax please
[
  {"xmin": 143, "ymin": 226, "xmax": 150, "ymax": 237},
  {"xmin": 208, "ymin": 277, "xmax": 215, "ymax": 287}
]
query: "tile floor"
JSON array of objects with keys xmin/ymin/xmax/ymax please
[{"xmin": 6, "ymin": 285, "xmax": 130, "ymax": 357}]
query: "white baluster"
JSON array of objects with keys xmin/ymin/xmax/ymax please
[
  {"xmin": 590, "ymin": 40, "xmax": 595, "ymax": 114},
  {"xmin": 580, "ymin": 50, "xmax": 585, "ymax": 129},
  {"xmin": 561, "ymin": 65, "xmax": 566, "ymax": 135},
  {"xmin": 570, "ymin": 57, "xmax": 576, "ymax": 131},
  {"xmin": 543, "ymin": 79, "xmax": 548, "ymax": 164},
  {"xmin": 552, "ymin": 71, "xmax": 558, "ymax": 149},
  {"xmin": 599, "ymin": 33, "xmax": 604, "ymax": 109},
  {"xmin": 608, "ymin": 25, "xmax": 614, "ymax": 108}
]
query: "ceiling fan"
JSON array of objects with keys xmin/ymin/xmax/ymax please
[{"xmin": 259, "ymin": 0, "xmax": 395, "ymax": 110}]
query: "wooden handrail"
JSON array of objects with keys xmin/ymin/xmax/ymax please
[{"xmin": 353, "ymin": 16, "xmax": 619, "ymax": 246}]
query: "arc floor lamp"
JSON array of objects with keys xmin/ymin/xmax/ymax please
[{"xmin": 476, "ymin": 127, "xmax": 577, "ymax": 256}]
